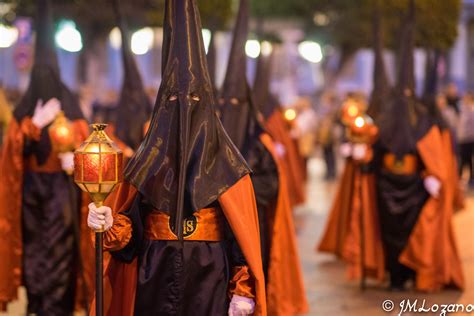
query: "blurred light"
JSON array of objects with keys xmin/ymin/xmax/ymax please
[
  {"xmin": 109, "ymin": 27, "xmax": 122, "ymax": 49},
  {"xmin": 260, "ymin": 41, "xmax": 273, "ymax": 57},
  {"xmin": 202, "ymin": 28, "xmax": 211, "ymax": 54},
  {"xmin": 298, "ymin": 41, "xmax": 323, "ymax": 63},
  {"xmin": 348, "ymin": 104, "xmax": 359, "ymax": 117},
  {"xmin": 313, "ymin": 12, "xmax": 330, "ymax": 26},
  {"xmin": 131, "ymin": 27, "xmax": 154, "ymax": 55},
  {"xmin": 0, "ymin": 24, "xmax": 18, "ymax": 48},
  {"xmin": 245, "ymin": 40, "xmax": 260, "ymax": 59},
  {"xmin": 284, "ymin": 108, "xmax": 297, "ymax": 121},
  {"xmin": 55, "ymin": 20, "xmax": 82, "ymax": 52},
  {"xmin": 354, "ymin": 116, "xmax": 365, "ymax": 128}
]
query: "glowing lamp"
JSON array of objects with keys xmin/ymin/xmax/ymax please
[
  {"xmin": 341, "ymin": 101, "xmax": 361, "ymax": 126},
  {"xmin": 245, "ymin": 40, "xmax": 260, "ymax": 59},
  {"xmin": 347, "ymin": 115, "xmax": 376, "ymax": 143},
  {"xmin": 74, "ymin": 124, "xmax": 123, "ymax": 207},
  {"xmin": 284, "ymin": 108, "xmax": 297, "ymax": 121},
  {"xmin": 49, "ymin": 111, "xmax": 75, "ymax": 153}
]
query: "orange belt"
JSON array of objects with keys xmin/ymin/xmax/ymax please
[
  {"xmin": 145, "ymin": 208, "xmax": 224, "ymax": 241},
  {"xmin": 383, "ymin": 153, "xmax": 418, "ymax": 175}
]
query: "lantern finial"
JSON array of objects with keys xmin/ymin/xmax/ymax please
[{"xmin": 91, "ymin": 123, "xmax": 108, "ymax": 132}]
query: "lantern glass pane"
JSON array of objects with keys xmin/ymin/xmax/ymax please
[
  {"xmin": 101, "ymin": 183, "xmax": 115, "ymax": 192},
  {"xmin": 73, "ymin": 154, "xmax": 83, "ymax": 182},
  {"xmin": 83, "ymin": 153, "xmax": 100, "ymax": 182},
  {"xmin": 85, "ymin": 183, "xmax": 100, "ymax": 193},
  {"xmin": 117, "ymin": 153, "xmax": 124, "ymax": 181},
  {"xmin": 101, "ymin": 153, "xmax": 117, "ymax": 181}
]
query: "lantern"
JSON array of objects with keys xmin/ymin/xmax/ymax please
[
  {"xmin": 347, "ymin": 114, "xmax": 377, "ymax": 144},
  {"xmin": 73, "ymin": 123, "xmax": 123, "ymax": 316},
  {"xmin": 340, "ymin": 100, "xmax": 361, "ymax": 126},
  {"xmin": 284, "ymin": 108, "xmax": 297, "ymax": 122},
  {"xmin": 74, "ymin": 123, "xmax": 123, "ymax": 208},
  {"xmin": 49, "ymin": 111, "xmax": 75, "ymax": 153}
]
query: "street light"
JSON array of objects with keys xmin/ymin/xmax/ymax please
[
  {"xmin": 298, "ymin": 40, "xmax": 323, "ymax": 63},
  {"xmin": 131, "ymin": 27, "xmax": 153, "ymax": 55},
  {"xmin": 245, "ymin": 39, "xmax": 260, "ymax": 59},
  {"xmin": 260, "ymin": 41, "xmax": 273, "ymax": 57},
  {"xmin": 55, "ymin": 20, "xmax": 82, "ymax": 52},
  {"xmin": 0, "ymin": 24, "xmax": 18, "ymax": 48}
]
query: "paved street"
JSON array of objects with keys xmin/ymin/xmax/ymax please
[{"xmin": 296, "ymin": 159, "xmax": 474, "ymax": 316}]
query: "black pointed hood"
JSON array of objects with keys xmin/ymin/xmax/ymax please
[
  {"xmin": 124, "ymin": 0, "xmax": 250, "ymax": 238},
  {"xmin": 220, "ymin": 0, "xmax": 264, "ymax": 152},
  {"xmin": 378, "ymin": 0, "xmax": 430, "ymax": 159},
  {"xmin": 14, "ymin": 0, "xmax": 83, "ymax": 122},
  {"xmin": 13, "ymin": 0, "xmax": 83, "ymax": 166},
  {"xmin": 206, "ymin": 31, "xmax": 217, "ymax": 91},
  {"xmin": 253, "ymin": 48, "xmax": 278, "ymax": 120},
  {"xmin": 113, "ymin": 0, "xmax": 152, "ymax": 150},
  {"xmin": 367, "ymin": 0, "xmax": 391, "ymax": 120}
]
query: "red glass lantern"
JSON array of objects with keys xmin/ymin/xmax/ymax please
[
  {"xmin": 347, "ymin": 114, "xmax": 377, "ymax": 144},
  {"xmin": 340, "ymin": 100, "xmax": 361, "ymax": 126},
  {"xmin": 49, "ymin": 111, "xmax": 75, "ymax": 153},
  {"xmin": 74, "ymin": 124, "xmax": 123, "ymax": 208}
]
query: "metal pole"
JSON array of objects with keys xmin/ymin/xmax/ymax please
[{"xmin": 95, "ymin": 232, "xmax": 104, "ymax": 316}]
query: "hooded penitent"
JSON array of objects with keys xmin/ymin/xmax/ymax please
[
  {"xmin": 93, "ymin": 1, "xmax": 267, "ymax": 315},
  {"xmin": 253, "ymin": 50, "xmax": 278, "ymax": 120},
  {"xmin": 113, "ymin": 0, "xmax": 152, "ymax": 150},
  {"xmin": 374, "ymin": 0, "xmax": 464, "ymax": 291},
  {"xmin": 0, "ymin": 0, "xmax": 92, "ymax": 313}
]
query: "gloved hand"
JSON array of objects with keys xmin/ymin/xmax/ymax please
[
  {"xmin": 87, "ymin": 203, "xmax": 114, "ymax": 231},
  {"xmin": 58, "ymin": 152, "xmax": 74, "ymax": 174},
  {"xmin": 424, "ymin": 175, "xmax": 441, "ymax": 198},
  {"xmin": 228, "ymin": 295, "xmax": 255, "ymax": 316},
  {"xmin": 339, "ymin": 142, "xmax": 352, "ymax": 158},
  {"xmin": 274, "ymin": 142, "xmax": 286, "ymax": 158},
  {"xmin": 352, "ymin": 143, "xmax": 368, "ymax": 161},
  {"xmin": 32, "ymin": 98, "xmax": 61, "ymax": 129}
]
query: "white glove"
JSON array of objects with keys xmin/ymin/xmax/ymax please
[
  {"xmin": 274, "ymin": 142, "xmax": 286, "ymax": 158},
  {"xmin": 58, "ymin": 152, "xmax": 74, "ymax": 173},
  {"xmin": 339, "ymin": 143, "xmax": 352, "ymax": 158},
  {"xmin": 32, "ymin": 98, "xmax": 61, "ymax": 129},
  {"xmin": 228, "ymin": 295, "xmax": 255, "ymax": 316},
  {"xmin": 352, "ymin": 143, "xmax": 368, "ymax": 161},
  {"xmin": 87, "ymin": 203, "xmax": 114, "ymax": 231},
  {"xmin": 424, "ymin": 175, "xmax": 441, "ymax": 198}
]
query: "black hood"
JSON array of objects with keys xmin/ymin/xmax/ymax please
[
  {"xmin": 113, "ymin": 0, "xmax": 153, "ymax": 150},
  {"xmin": 124, "ymin": 0, "xmax": 250, "ymax": 238}
]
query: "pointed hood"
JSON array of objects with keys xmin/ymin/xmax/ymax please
[
  {"xmin": 220, "ymin": 0, "xmax": 264, "ymax": 152},
  {"xmin": 367, "ymin": 0, "xmax": 391, "ymax": 120},
  {"xmin": 253, "ymin": 49, "xmax": 278, "ymax": 120},
  {"xmin": 124, "ymin": 0, "xmax": 250, "ymax": 238},
  {"xmin": 113, "ymin": 0, "xmax": 152, "ymax": 150},
  {"xmin": 378, "ymin": 0, "xmax": 430, "ymax": 158},
  {"xmin": 13, "ymin": 0, "xmax": 83, "ymax": 165},
  {"xmin": 206, "ymin": 31, "xmax": 217, "ymax": 91}
]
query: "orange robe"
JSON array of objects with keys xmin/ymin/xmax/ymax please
[
  {"xmin": 400, "ymin": 126, "xmax": 465, "ymax": 291},
  {"xmin": 91, "ymin": 175, "xmax": 267, "ymax": 316},
  {"xmin": 0, "ymin": 117, "xmax": 94, "ymax": 311},
  {"xmin": 260, "ymin": 133, "xmax": 308, "ymax": 315},
  {"xmin": 265, "ymin": 110, "xmax": 306, "ymax": 207}
]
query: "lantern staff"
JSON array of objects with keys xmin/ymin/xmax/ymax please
[{"xmin": 74, "ymin": 124, "xmax": 123, "ymax": 316}]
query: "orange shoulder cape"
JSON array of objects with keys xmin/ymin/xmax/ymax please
[
  {"xmin": 94, "ymin": 175, "xmax": 267, "ymax": 316},
  {"xmin": 265, "ymin": 111, "xmax": 306, "ymax": 206},
  {"xmin": 260, "ymin": 133, "xmax": 308, "ymax": 315},
  {"xmin": 400, "ymin": 126, "xmax": 464, "ymax": 291}
]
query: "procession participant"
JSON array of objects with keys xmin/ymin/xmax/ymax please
[
  {"xmin": 375, "ymin": 0, "xmax": 464, "ymax": 291},
  {"xmin": 0, "ymin": 0, "xmax": 92, "ymax": 314},
  {"xmin": 253, "ymin": 49, "xmax": 306, "ymax": 207},
  {"xmin": 0, "ymin": 88, "xmax": 13, "ymax": 153},
  {"xmin": 219, "ymin": 1, "xmax": 307, "ymax": 314},
  {"xmin": 112, "ymin": 0, "xmax": 152, "ymax": 153},
  {"xmin": 87, "ymin": 0, "xmax": 266, "ymax": 315}
]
